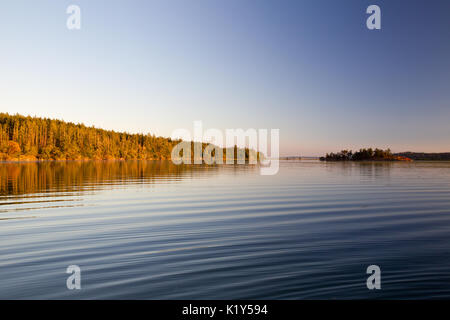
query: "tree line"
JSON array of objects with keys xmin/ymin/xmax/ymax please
[{"xmin": 0, "ymin": 113, "xmax": 259, "ymax": 161}]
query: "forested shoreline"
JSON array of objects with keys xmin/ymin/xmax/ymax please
[
  {"xmin": 0, "ymin": 113, "xmax": 258, "ymax": 162},
  {"xmin": 0, "ymin": 113, "xmax": 179, "ymax": 161}
]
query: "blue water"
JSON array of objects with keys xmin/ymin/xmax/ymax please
[{"xmin": 1, "ymin": 160, "xmax": 450, "ymax": 299}]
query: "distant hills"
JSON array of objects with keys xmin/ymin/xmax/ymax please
[{"xmin": 394, "ymin": 152, "xmax": 450, "ymax": 161}]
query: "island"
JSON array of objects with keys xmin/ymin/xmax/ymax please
[{"xmin": 320, "ymin": 148, "xmax": 412, "ymax": 161}]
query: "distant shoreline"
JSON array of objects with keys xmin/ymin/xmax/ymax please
[
  {"xmin": 318, "ymin": 149, "xmax": 450, "ymax": 162},
  {"xmin": 3, "ymin": 158, "xmax": 450, "ymax": 164}
]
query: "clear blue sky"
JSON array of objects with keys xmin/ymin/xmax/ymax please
[{"xmin": 1, "ymin": 0, "xmax": 450, "ymax": 156}]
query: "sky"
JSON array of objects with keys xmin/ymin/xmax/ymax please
[{"xmin": 1, "ymin": 0, "xmax": 450, "ymax": 156}]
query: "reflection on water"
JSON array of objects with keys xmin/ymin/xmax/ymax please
[
  {"xmin": 1, "ymin": 160, "xmax": 450, "ymax": 299},
  {"xmin": 0, "ymin": 161, "xmax": 216, "ymax": 196},
  {"xmin": 0, "ymin": 161, "xmax": 222, "ymax": 214}
]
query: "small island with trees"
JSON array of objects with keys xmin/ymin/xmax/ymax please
[{"xmin": 320, "ymin": 148, "xmax": 412, "ymax": 162}]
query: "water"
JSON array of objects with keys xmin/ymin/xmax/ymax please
[{"xmin": 1, "ymin": 160, "xmax": 450, "ymax": 299}]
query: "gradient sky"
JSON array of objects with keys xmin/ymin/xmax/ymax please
[{"xmin": 1, "ymin": 0, "xmax": 450, "ymax": 156}]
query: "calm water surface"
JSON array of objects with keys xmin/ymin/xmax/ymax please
[{"xmin": 1, "ymin": 160, "xmax": 450, "ymax": 299}]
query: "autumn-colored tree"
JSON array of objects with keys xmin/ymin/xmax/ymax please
[{"xmin": 7, "ymin": 141, "xmax": 21, "ymax": 156}]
